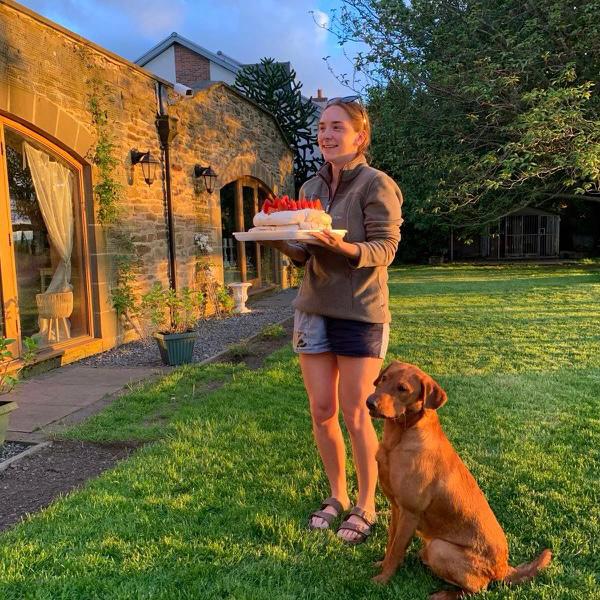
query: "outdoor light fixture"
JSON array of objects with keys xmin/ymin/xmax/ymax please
[
  {"xmin": 130, "ymin": 149, "xmax": 160, "ymax": 185},
  {"xmin": 193, "ymin": 164, "xmax": 218, "ymax": 194}
]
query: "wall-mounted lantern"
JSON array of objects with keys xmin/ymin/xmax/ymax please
[
  {"xmin": 193, "ymin": 164, "xmax": 218, "ymax": 194},
  {"xmin": 130, "ymin": 149, "xmax": 160, "ymax": 185}
]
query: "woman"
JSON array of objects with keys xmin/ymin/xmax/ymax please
[{"xmin": 263, "ymin": 97, "xmax": 403, "ymax": 544}]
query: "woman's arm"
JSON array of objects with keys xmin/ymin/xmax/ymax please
[
  {"xmin": 258, "ymin": 240, "xmax": 310, "ymax": 266},
  {"xmin": 349, "ymin": 173, "xmax": 403, "ymax": 268},
  {"xmin": 304, "ymin": 173, "xmax": 403, "ymax": 267}
]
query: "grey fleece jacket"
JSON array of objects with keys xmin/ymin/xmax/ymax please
[{"xmin": 291, "ymin": 154, "xmax": 403, "ymax": 323}]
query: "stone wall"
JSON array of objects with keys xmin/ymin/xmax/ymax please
[{"xmin": 0, "ymin": 0, "xmax": 294, "ymax": 358}]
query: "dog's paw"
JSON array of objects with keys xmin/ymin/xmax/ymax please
[
  {"xmin": 372, "ymin": 559, "xmax": 384, "ymax": 568},
  {"xmin": 372, "ymin": 572, "xmax": 392, "ymax": 585}
]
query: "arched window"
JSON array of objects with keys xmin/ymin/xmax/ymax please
[
  {"xmin": 220, "ymin": 177, "xmax": 277, "ymax": 289},
  {"xmin": 0, "ymin": 118, "xmax": 90, "ymax": 357}
]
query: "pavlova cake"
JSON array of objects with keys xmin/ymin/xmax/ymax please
[{"xmin": 251, "ymin": 195, "xmax": 332, "ymax": 232}]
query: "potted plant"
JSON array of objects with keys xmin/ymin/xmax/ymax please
[
  {"xmin": 141, "ymin": 283, "xmax": 205, "ymax": 366},
  {"xmin": 193, "ymin": 233, "xmax": 234, "ymax": 317},
  {"xmin": 0, "ymin": 336, "xmax": 37, "ymax": 444}
]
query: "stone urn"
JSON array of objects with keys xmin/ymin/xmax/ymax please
[{"xmin": 228, "ymin": 282, "xmax": 252, "ymax": 314}]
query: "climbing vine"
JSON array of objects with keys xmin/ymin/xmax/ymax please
[
  {"xmin": 87, "ymin": 79, "xmax": 122, "ymax": 225},
  {"xmin": 87, "ymin": 78, "xmax": 139, "ymax": 331}
]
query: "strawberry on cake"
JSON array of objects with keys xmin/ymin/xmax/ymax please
[{"xmin": 251, "ymin": 195, "xmax": 332, "ymax": 232}]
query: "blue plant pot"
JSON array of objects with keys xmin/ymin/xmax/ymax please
[{"xmin": 153, "ymin": 331, "xmax": 198, "ymax": 366}]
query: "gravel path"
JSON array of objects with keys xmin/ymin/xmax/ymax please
[
  {"xmin": 0, "ymin": 441, "xmax": 139, "ymax": 532},
  {"xmin": 77, "ymin": 288, "xmax": 296, "ymax": 368},
  {"xmin": 0, "ymin": 441, "xmax": 31, "ymax": 463}
]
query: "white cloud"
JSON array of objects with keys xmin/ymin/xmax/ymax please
[{"xmin": 312, "ymin": 9, "xmax": 330, "ymax": 44}]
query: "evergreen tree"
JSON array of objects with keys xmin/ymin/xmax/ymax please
[{"xmin": 235, "ymin": 58, "xmax": 320, "ymax": 194}]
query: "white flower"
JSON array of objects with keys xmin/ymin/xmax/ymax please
[{"xmin": 194, "ymin": 233, "xmax": 213, "ymax": 254}]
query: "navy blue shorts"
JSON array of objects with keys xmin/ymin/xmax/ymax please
[{"xmin": 292, "ymin": 310, "xmax": 389, "ymax": 359}]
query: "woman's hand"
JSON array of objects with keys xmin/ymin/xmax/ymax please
[{"xmin": 306, "ymin": 231, "xmax": 360, "ymax": 260}]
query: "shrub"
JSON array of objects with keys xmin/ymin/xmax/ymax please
[
  {"xmin": 227, "ymin": 342, "xmax": 253, "ymax": 360},
  {"xmin": 141, "ymin": 284, "xmax": 205, "ymax": 334},
  {"xmin": 260, "ymin": 324, "xmax": 286, "ymax": 339}
]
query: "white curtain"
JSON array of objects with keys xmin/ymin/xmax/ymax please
[
  {"xmin": 24, "ymin": 142, "xmax": 75, "ymax": 343},
  {"xmin": 24, "ymin": 142, "xmax": 74, "ymax": 293}
]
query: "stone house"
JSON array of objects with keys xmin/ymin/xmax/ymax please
[
  {"xmin": 137, "ymin": 32, "xmax": 325, "ymax": 167},
  {"xmin": 0, "ymin": 0, "xmax": 294, "ymax": 368},
  {"xmin": 136, "ymin": 32, "xmax": 243, "ymax": 87}
]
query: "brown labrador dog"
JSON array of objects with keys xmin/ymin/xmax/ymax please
[{"xmin": 367, "ymin": 361, "xmax": 551, "ymax": 599}]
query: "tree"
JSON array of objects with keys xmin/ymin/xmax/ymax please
[
  {"xmin": 235, "ymin": 58, "xmax": 320, "ymax": 194},
  {"xmin": 6, "ymin": 145, "xmax": 47, "ymax": 254},
  {"xmin": 328, "ymin": 0, "xmax": 600, "ymax": 229},
  {"xmin": 6, "ymin": 145, "xmax": 40, "ymax": 224}
]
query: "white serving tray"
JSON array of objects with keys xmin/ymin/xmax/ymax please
[{"xmin": 233, "ymin": 229, "xmax": 347, "ymax": 241}]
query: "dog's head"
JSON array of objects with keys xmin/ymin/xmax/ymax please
[{"xmin": 366, "ymin": 361, "xmax": 447, "ymax": 421}]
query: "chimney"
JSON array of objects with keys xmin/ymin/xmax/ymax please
[{"xmin": 313, "ymin": 89, "xmax": 328, "ymax": 104}]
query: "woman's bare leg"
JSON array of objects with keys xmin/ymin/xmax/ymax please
[
  {"xmin": 336, "ymin": 355, "xmax": 382, "ymax": 542},
  {"xmin": 300, "ymin": 352, "xmax": 350, "ymax": 527}
]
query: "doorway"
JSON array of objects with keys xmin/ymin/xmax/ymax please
[{"xmin": 219, "ymin": 177, "xmax": 277, "ymax": 290}]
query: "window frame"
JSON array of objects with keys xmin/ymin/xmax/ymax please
[{"xmin": 0, "ymin": 115, "xmax": 93, "ymax": 359}]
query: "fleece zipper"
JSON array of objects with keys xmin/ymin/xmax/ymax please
[
  {"xmin": 317, "ymin": 171, "xmax": 335, "ymax": 213},
  {"xmin": 317, "ymin": 171, "xmax": 353, "ymax": 304},
  {"xmin": 317, "ymin": 157, "xmax": 355, "ymax": 214}
]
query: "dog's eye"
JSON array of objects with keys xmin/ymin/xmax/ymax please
[{"xmin": 397, "ymin": 384, "xmax": 407, "ymax": 392}]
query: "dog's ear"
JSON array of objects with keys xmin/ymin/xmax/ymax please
[
  {"xmin": 373, "ymin": 363, "xmax": 392, "ymax": 387},
  {"xmin": 420, "ymin": 375, "xmax": 448, "ymax": 410}
]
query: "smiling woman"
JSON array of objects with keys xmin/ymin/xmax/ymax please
[
  {"xmin": 318, "ymin": 99, "xmax": 371, "ymax": 165},
  {"xmin": 258, "ymin": 98, "xmax": 404, "ymax": 544}
]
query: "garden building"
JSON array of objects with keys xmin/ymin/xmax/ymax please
[
  {"xmin": 451, "ymin": 207, "xmax": 561, "ymax": 261},
  {"xmin": 481, "ymin": 208, "xmax": 561, "ymax": 259}
]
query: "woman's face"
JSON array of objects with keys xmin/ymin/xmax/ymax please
[{"xmin": 318, "ymin": 105, "xmax": 365, "ymax": 165}]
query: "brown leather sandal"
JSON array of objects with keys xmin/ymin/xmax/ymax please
[
  {"xmin": 307, "ymin": 497, "xmax": 347, "ymax": 531},
  {"xmin": 336, "ymin": 506, "xmax": 377, "ymax": 545}
]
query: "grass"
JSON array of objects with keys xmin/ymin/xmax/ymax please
[
  {"xmin": 1, "ymin": 262, "xmax": 599, "ymax": 599},
  {"xmin": 260, "ymin": 324, "xmax": 287, "ymax": 340},
  {"xmin": 58, "ymin": 362, "xmax": 242, "ymax": 443},
  {"xmin": 225, "ymin": 341, "xmax": 255, "ymax": 361}
]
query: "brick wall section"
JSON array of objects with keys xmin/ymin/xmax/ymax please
[
  {"xmin": 174, "ymin": 43, "xmax": 210, "ymax": 86},
  {"xmin": 0, "ymin": 0, "xmax": 294, "ymax": 360}
]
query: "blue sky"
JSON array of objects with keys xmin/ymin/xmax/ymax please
[{"xmin": 17, "ymin": 0, "xmax": 365, "ymax": 97}]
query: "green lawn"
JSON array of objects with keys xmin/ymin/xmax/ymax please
[{"xmin": 1, "ymin": 263, "xmax": 599, "ymax": 599}]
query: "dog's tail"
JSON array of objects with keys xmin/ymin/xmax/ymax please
[{"xmin": 503, "ymin": 549, "xmax": 552, "ymax": 586}]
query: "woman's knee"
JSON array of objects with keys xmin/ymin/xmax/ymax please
[
  {"xmin": 309, "ymin": 395, "xmax": 338, "ymax": 428},
  {"xmin": 341, "ymin": 404, "xmax": 372, "ymax": 436}
]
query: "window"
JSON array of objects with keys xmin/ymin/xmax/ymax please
[{"xmin": 0, "ymin": 119, "xmax": 90, "ymax": 354}]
